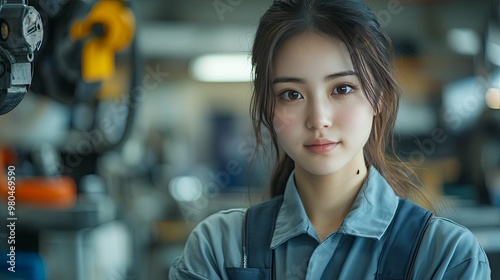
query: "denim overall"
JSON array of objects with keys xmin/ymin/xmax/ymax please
[{"xmin": 226, "ymin": 195, "xmax": 433, "ymax": 280}]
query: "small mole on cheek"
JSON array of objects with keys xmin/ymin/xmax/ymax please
[{"xmin": 357, "ymin": 169, "xmax": 360, "ymax": 175}]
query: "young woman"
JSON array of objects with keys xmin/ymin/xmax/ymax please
[{"xmin": 169, "ymin": 0, "xmax": 491, "ymax": 279}]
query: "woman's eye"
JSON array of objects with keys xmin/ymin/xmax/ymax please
[
  {"xmin": 281, "ymin": 90, "xmax": 303, "ymax": 101},
  {"xmin": 332, "ymin": 84, "xmax": 353, "ymax": 95}
]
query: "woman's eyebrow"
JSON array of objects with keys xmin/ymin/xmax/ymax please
[
  {"xmin": 324, "ymin": 70, "xmax": 357, "ymax": 81},
  {"xmin": 273, "ymin": 70, "xmax": 358, "ymax": 84}
]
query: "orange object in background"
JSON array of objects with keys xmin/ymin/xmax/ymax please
[{"xmin": 0, "ymin": 147, "xmax": 77, "ymax": 209}]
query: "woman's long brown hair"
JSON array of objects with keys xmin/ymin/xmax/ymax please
[{"xmin": 250, "ymin": 0, "xmax": 432, "ymax": 208}]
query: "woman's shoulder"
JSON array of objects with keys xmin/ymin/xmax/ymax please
[
  {"xmin": 193, "ymin": 208, "xmax": 246, "ymax": 237},
  {"xmin": 412, "ymin": 215, "xmax": 491, "ymax": 279},
  {"xmin": 425, "ymin": 216, "xmax": 488, "ymax": 256},
  {"xmin": 186, "ymin": 207, "xmax": 246, "ymax": 252},
  {"xmin": 169, "ymin": 208, "xmax": 246, "ymax": 279}
]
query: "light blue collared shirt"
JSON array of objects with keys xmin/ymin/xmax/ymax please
[{"xmin": 169, "ymin": 167, "xmax": 491, "ymax": 279}]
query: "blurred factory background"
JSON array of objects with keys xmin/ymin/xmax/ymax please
[{"xmin": 0, "ymin": 0, "xmax": 499, "ymax": 279}]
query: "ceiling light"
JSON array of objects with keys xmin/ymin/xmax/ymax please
[
  {"xmin": 447, "ymin": 28, "xmax": 480, "ymax": 56},
  {"xmin": 189, "ymin": 53, "xmax": 252, "ymax": 82},
  {"xmin": 168, "ymin": 176, "xmax": 203, "ymax": 202}
]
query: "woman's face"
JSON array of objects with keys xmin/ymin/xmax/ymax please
[{"xmin": 272, "ymin": 32, "xmax": 374, "ymax": 176}]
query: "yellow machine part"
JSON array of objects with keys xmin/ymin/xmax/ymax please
[{"xmin": 71, "ymin": 0, "xmax": 135, "ymax": 83}]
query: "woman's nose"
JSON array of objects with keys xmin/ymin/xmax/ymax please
[{"xmin": 306, "ymin": 99, "xmax": 333, "ymax": 130}]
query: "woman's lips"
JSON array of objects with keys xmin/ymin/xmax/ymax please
[{"xmin": 304, "ymin": 141, "xmax": 339, "ymax": 154}]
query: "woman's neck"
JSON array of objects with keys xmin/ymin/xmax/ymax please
[{"xmin": 294, "ymin": 154, "xmax": 368, "ymax": 241}]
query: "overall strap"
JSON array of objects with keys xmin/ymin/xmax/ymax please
[
  {"xmin": 320, "ymin": 197, "xmax": 433, "ymax": 280},
  {"xmin": 319, "ymin": 233, "xmax": 356, "ymax": 280},
  {"xmin": 376, "ymin": 198, "xmax": 433, "ymax": 280},
  {"xmin": 242, "ymin": 195, "xmax": 284, "ymax": 279}
]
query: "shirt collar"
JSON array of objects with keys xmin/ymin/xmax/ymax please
[{"xmin": 270, "ymin": 166, "xmax": 399, "ymax": 249}]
